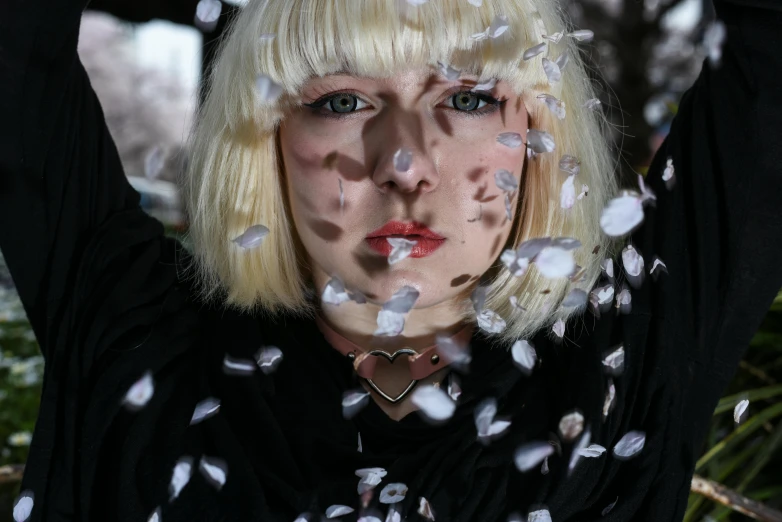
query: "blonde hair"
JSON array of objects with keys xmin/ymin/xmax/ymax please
[{"xmin": 181, "ymin": 0, "xmax": 621, "ymax": 345}]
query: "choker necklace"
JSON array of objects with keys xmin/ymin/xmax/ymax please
[{"xmin": 314, "ymin": 314, "xmax": 474, "ymax": 403}]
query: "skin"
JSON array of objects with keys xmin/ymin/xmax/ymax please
[{"xmin": 278, "ymin": 66, "xmax": 529, "ymax": 420}]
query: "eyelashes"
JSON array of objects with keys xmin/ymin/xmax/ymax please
[{"xmin": 302, "ymin": 90, "xmax": 507, "ymax": 120}]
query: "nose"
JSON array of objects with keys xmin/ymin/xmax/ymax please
[{"xmin": 369, "ymin": 111, "xmax": 440, "ymax": 195}]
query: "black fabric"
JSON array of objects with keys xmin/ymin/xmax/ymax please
[{"xmin": 1, "ymin": 0, "xmax": 782, "ymax": 520}]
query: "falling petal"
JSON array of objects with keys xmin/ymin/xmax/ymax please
[
  {"xmin": 418, "ymin": 497, "xmax": 436, "ymax": 520},
  {"xmin": 600, "ymin": 194, "xmax": 644, "ymax": 236},
  {"xmin": 613, "ymin": 431, "xmax": 646, "ymax": 459},
  {"xmin": 470, "ymin": 28, "xmax": 490, "ymax": 41},
  {"xmin": 578, "ymin": 444, "xmax": 607, "ymax": 458},
  {"xmin": 339, "ymin": 179, "xmax": 344, "ymax": 211},
  {"xmin": 560, "ymin": 174, "xmax": 576, "ymax": 209},
  {"xmin": 601, "ymin": 258, "xmax": 615, "ymax": 278},
  {"xmin": 488, "ymin": 14, "xmax": 510, "ymax": 38},
  {"xmin": 501, "ymin": 250, "xmax": 530, "ymax": 277},
  {"xmin": 535, "ymin": 247, "xmax": 575, "ymax": 278},
  {"xmin": 602, "ymin": 497, "xmax": 619, "ymax": 516},
  {"xmin": 559, "ymin": 154, "xmax": 581, "ymax": 175},
  {"xmin": 704, "ymin": 20, "xmax": 726, "ymax": 67},
  {"xmin": 12, "ymin": 491, "xmax": 33, "ymax": 522},
  {"xmin": 523, "ymin": 42, "xmax": 547, "ymax": 61},
  {"xmin": 537, "ymin": 94, "xmax": 566, "ymax": 120},
  {"xmin": 222, "ymin": 354, "xmax": 257, "ymax": 376},
  {"xmin": 552, "ymin": 318, "xmax": 565, "ymax": 339},
  {"xmin": 385, "ymin": 504, "xmax": 402, "ymax": 522},
  {"xmin": 258, "ymin": 33, "xmax": 276, "ymax": 41},
  {"xmin": 542, "ymin": 32, "xmax": 564, "ymax": 43},
  {"xmin": 232, "ymin": 224, "xmax": 270, "ymax": 249},
  {"xmin": 509, "ymin": 295, "xmax": 527, "ymax": 312},
  {"xmin": 475, "ymin": 397, "xmax": 511, "ymax": 441},
  {"xmin": 435, "ymin": 335, "xmax": 472, "ymax": 371},
  {"xmin": 144, "ymin": 146, "xmax": 165, "ymax": 180},
  {"xmin": 375, "ymin": 310, "xmax": 404, "ymax": 337},
  {"xmin": 380, "ymin": 483, "xmax": 408, "ymax": 504},
  {"xmin": 447, "ymin": 373, "xmax": 462, "ymax": 400},
  {"xmin": 254, "ymin": 74, "xmax": 284, "ymax": 103},
  {"xmin": 541, "ymin": 456, "xmax": 549, "ymax": 475},
  {"xmin": 568, "ymin": 29, "xmax": 594, "ymax": 42},
  {"xmin": 551, "ymin": 237, "xmax": 582, "ymax": 250},
  {"xmin": 511, "ymin": 340, "xmax": 537, "ymax": 375},
  {"xmin": 583, "ymin": 98, "xmax": 602, "ymax": 110},
  {"xmin": 526, "ymin": 129, "xmax": 556, "ymax": 153},
  {"xmin": 494, "ymin": 168, "xmax": 518, "ymax": 191},
  {"xmin": 411, "ymin": 385, "xmax": 456, "ymax": 422},
  {"xmin": 559, "ymin": 411, "xmax": 585, "ymax": 441},
  {"xmin": 358, "ymin": 517, "xmax": 382, "ymax": 522},
  {"xmin": 384, "ymin": 286, "xmax": 419, "ymax": 313},
  {"xmin": 198, "ymin": 455, "xmax": 228, "ymax": 490},
  {"xmin": 393, "ymin": 147, "xmax": 413, "ymax": 172},
  {"xmin": 357, "ymin": 432, "xmax": 363, "ymax": 452},
  {"xmin": 343, "ymin": 389, "xmax": 370, "ymax": 419},
  {"xmin": 504, "ymin": 193, "xmax": 513, "ymax": 221},
  {"xmin": 734, "ymin": 399, "xmax": 749, "ymax": 424},
  {"xmin": 496, "ymin": 133, "xmax": 524, "ymax": 151},
  {"xmin": 622, "ymin": 245, "xmax": 645, "ymax": 289},
  {"xmin": 437, "ymin": 61, "xmax": 461, "ymax": 81},
  {"xmin": 554, "ymin": 52, "xmax": 569, "ymax": 72},
  {"xmin": 387, "ymin": 237, "xmax": 417, "ymax": 265},
  {"xmin": 528, "ymin": 510, "xmax": 552, "ymax": 522},
  {"xmin": 256, "ymin": 346, "xmax": 283, "ymax": 374},
  {"xmin": 662, "ymin": 157, "xmax": 676, "ymax": 190},
  {"xmin": 123, "ymin": 370, "xmax": 155, "ymax": 411},
  {"xmin": 326, "ymin": 505, "xmax": 355, "ymax": 518},
  {"xmin": 602, "ymin": 345, "xmax": 625, "ymax": 376},
  {"xmin": 322, "ymin": 276, "xmax": 351, "ymax": 306},
  {"xmin": 562, "ymin": 288, "xmax": 587, "ymax": 309},
  {"xmin": 471, "ymin": 285, "xmax": 487, "ymax": 313},
  {"xmin": 616, "ymin": 287, "xmax": 632, "ymax": 314},
  {"xmin": 169, "ymin": 456, "xmax": 194, "ymax": 501},
  {"xmin": 356, "ymin": 467, "xmax": 387, "ymax": 495},
  {"xmin": 194, "ymin": 0, "xmax": 221, "ymax": 31},
  {"xmin": 649, "ymin": 256, "xmax": 668, "ymax": 281},
  {"xmin": 148, "ymin": 507, "xmax": 161, "ymax": 522},
  {"xmin": 603, "ymin": 380, "xmax": 616, "ymax": 419},
  {"xmin": 191, "ymin": 397, "xmax": 220, "ymax": 425},
  {"xmin": 568, "ymin": 428, "xmax": 591, "ymax": 474},
  {"xmin": 477, "ymin": 309, "xmax": 506, "ymax": 333},
  {"xmin": 474, "ymin": 77, "xmax": 496, "ymax": 90},
  {"xmin": 542, "ymin": 58, "xmax": 561, "ymax": 84},
  {"xmin": 514, "ymin": 441, "xmax": 555, "ymax": 472},
  {"xmin": 577, "ymin": 184, "xmax": 589, "ymax": 200}
]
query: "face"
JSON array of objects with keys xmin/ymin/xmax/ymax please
[{"xmin": 278, "ymin": 67, "xmax": 529, "ymax": 309}]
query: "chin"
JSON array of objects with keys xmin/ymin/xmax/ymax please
[{"xmin": 357, "ymin": 270, "xmax": 458, "ymax": 309}]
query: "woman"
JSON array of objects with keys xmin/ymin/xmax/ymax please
[{"xmin": 1, "ymin": 0, "xmax": 780, "ymax": 521}]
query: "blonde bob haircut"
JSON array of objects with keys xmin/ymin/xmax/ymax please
[{"xmin": 181, "ymin": 0, "xmax": 621, "ymax": 345}]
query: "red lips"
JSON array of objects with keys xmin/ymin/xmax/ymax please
[{"xmin": 365, "ymin": 221, "xmax": 446, "ymax": 258}]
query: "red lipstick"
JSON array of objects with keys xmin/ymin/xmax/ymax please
[{"xmin": 365, "ymin": 221, "xmax": 446, "ymax": 258}]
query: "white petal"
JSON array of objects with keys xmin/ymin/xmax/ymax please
[
  {"xmin": 356, "ymin": 467, "xmax": 387, "ymax": 494},
  {"xmin": 562, "ymin": 288, "xmax": 587, "ymax": 308},
  {"xmin": 488, "ymin": 14, "xmax": 510, "ymax": 38},
  {"xmin": 190, "ymin": 397, "xmax": 220, "ymax": 425},
  {"xmin": 734, "ymin": 399, "xmax": 749, "ymax": 424},
  {"xmin": 535, "ymin": 246, "xmax": 575, "ymax": 278},
  {"xmin": 560, "ymin": 174, "xmax": 576, "ymax": 209},
  {"xmin": 411, "ymin": 385, "xmax": 456, "ymax": 421},
  {"xmin": 511, "ymin": 340, "xmax": 537, "ymax": 375},
  {"xmin": 123, "ymin": 370, "xmax": 155, "ymax": 410},
  {"xmin": 418, "ymin": 497, "xmax": 436, "ymax": 520},
  {"xmin": 578, "ymin": 444, "xmax": 607, "ymax": 458},
  {"xmin": 326, "ymin": 505, "xmax": 355, "ymax": 518},
  {"xmin": 255, "ymin": 346, "xmax": 283, "ymax": 374},
  {"xmin": 559, "ymin": 154, "xmax": 580, "ymax": 175},
  {"xmin": 601, "ymin": 258, "xmax": 615, "ymax": 278},
  {"xmin": 474, "ymin": 77, "xmax": 496, "ymax": 90},
  {"xmin": 616, "ymin": 287, "xmax": 632, "ymax": 314},
  {"xmin": 393, "ymin": 147, "xmax": 413, "ymax": 172},
  {"xmin": 600, "ymin": 195, "xmax": 644, "ymax": 236},
  {"xmin": 477, "ymin": 309, "xmax": 506, "ymax": 333},
  {"xmin": 704, "ymin": 20, "xmax": 727, "ymax": 67},
  {"xmin": 568, "ymin": 29, "xmax": 594, "ymax": 42},
  {"xmin": 650, "ymin": 256, "xmax": 668, "ymax": 276},
  {"xmin": 258, "ymin": 33, "xmax": 276, "ymax": 41},
  {"xmin": 592, "ymin": 284, "xmax": 615, "ymax": 306},
  {"xmin": 169, "ymin": 456, "xmax": 194, "ymax": 501},
  {"xmin": 384, "ymin": 286, "xmax": 420, "ymax": 313},
  {"xmin": 528, "ymin": 509, "xmax": 552, "ymax": 522},
  {"xmin": 496, "ymin": 132, "xmax": 524, "ymax": 149},
  {"xmin": 577, "ymin": 184, "xmax": 589, "ymax": 200},
  {"xmin": 222, "ymin": 354, "xmax": 257, "ymax": 376},
  {"xmin": 385, "ymin": 504, "xmax": 402, "ymax": 522},
  {"xmin": 554, "ymin": 52, "xmax": 569, "ymax": 72},
  {"xmin": 468, "ymin": 0, "xmax": 483, "ymax": 5},
  {"xmin": 537, "ymin": 94, "xmax": 566, "ymax": 120},
  {"xmin": 471, "ymin": 285, "xmax": 487, "ymax": 313},
  {"xmin": 387, "ymin": 237, "xmax": 417, "ymax": 265},
  {"xmin": 195, "ymin": 0, "xmax": 222, "ymax": 24},
  {"xmin": 470, "ymin": 28, "xmax": 490, "ymax": 41},
  {"xmin": 380, "ymin": 483, "xmax": 408, "ymax": 504},
  {"xmin": 504, "ymin": 193, "xmax": 513, "ymax": 221},
  {"xmin": 374, "ymin": 310, "xmax": 405, "ymax": 336},
  {"xmin": 603, "ymin": 380, "xmax": 616, "ymax": 419},
  {"xmin": 523, "ymin": 42, "xmax": 547, "ymax": 61},
  {"xmin": 526, "ymin": 129, "xmax": 556, "ymax": 153},
  {"xmin": 357, "ymin": 432, "xmax": 363, "ymax": 452},
  {"xmin": 559, "ymin": 411, "xmax": 585, "ymax": 441},
  {"xmin": 435, "ymin": 335, "xmax": 472, "ymax": 369},
  {"xmin": 541, "ymin": 455, "xmax": 550, "ymax": 475},
  {"xmin": 147, "ymin": 507, "xmax": 161, "ymax": 522},
  {"xmin": 583, "ymin": 98, "xmax": 602, "ymax": 109},
  {"xmin": 144, "ymin": 146, "xmax": 165, "ymax": 180},
  {"xmin": 198, "ymin": 455, "xmax": 228, "ymax": 490},
  {"xmin": 232, "ymin": 224, "xmax": 270, "ymax": 249},
  {"xmin": 437, "ymin": 61, "xmax": 461, "ymax": 81},
  {"xmin": 622, "ymin": 245, "xmax": 644, "ymax": 276},
  {"xmin": 602, "ymin": 345, "xmax": 625, "ymax": 375},
  {"xmin": 602, "ymin": 497, "xmax": 619, "ymax": 516},
  {"xmin": 542, "ymin": 32, "xmax": 564, "ymax": 43},
  {"xmin": 509, "ymin": 295, "xmax": 527, "ymax": 312},
  {"xmin": 343, "ymin": 389, "xmax": 370, "ymax": 419},
  {"xmin": 322, "ymin": 276, "xmax": 351, "ymax": 305},
  {"xmin": 552, "ymin": 318, "xmax": 565, "ymax": 339},
  {"xmin": 568, "ymin": 427, "xmax": 591, "ymax": 474},
  {"xmin": 514, "ymin": 441, "xmax": 555, "ymax": 472},
  {"xmin": 447, "ymin": 373, "xmax": 462, "ymax": 401},
  {"xmin": 494, "ymin": 168, "xmax": 518, "ymax": 191},
  {"xmin": 613, "ymin": 430, "xmax": 646, "ymax": 459},
  {"xmin": 474, "ymin": 397, "xmax": 498, "ymax": 435},
  {"xmin": 541, "ymin": 58, "xmax": 561, "ymax": 84},
  {"xmin": 13, "ymin": 491, "xmax": 34, "ymax": 522},
  {"xmin": 254, "ymin": 74, "xmax": 283, "ymax": 103}
]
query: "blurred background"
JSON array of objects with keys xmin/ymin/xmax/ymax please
[{"xmin": 1, "ymin": 0, "xmax": 781, "ymax": 520}]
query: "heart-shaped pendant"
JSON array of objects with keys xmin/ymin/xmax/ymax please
[{"xmin": 364, "ymin": 348, "xmax": 419, "ymax": 404}]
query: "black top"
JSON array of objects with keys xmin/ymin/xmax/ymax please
[{"xmin": 1, "ymin": 0, "xmax": 781, "ymax": 521}]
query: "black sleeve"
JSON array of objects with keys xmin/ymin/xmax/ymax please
[{"xmin": 0, "ymin": 0, "xmax": 158, "ymax": 360}]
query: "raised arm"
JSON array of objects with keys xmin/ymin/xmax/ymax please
[{"xmin": 0, "ymin": 0, "xmax": 151, "ymax": 359}]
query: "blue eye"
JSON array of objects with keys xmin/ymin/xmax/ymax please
[
  {"xmin": 304, "ymin": 93, "xmax": 369, "ymax": 115},
  {"xmin": 447, "ymin": 92, "xmax": 488, "ymax": 111}
]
